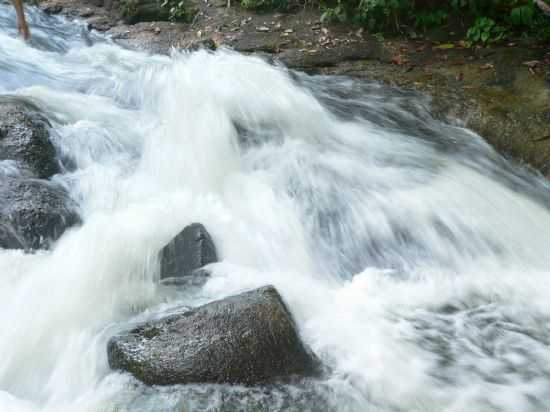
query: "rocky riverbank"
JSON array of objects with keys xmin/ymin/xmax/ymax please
[{"xmin": 39, "ymin": 0, "xmax": 550, "ymax": 176}]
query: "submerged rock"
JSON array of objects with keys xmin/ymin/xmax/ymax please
[
  {"xmin": 0, "ymin": 97, "xmax": 60, "ymax": 179},
  {"xmin": 0, "ymin": 179, "xmax": 80, "ymax": 250},
  {"xmin": 160, "ymin": 223, "xmax": 217, "ymax": 280},
  {"xmin": 107, "ymin": 285, "xmax": 320, "ymax": 385},
  {"xmin": 0, "ymin": 222, "xmax": 25, "ymax": 249}
]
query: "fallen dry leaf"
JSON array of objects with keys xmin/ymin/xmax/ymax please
[
  {"xmin": 391, "ymin": 55, "xmax": 403, "ymax": 65},
  {"xmin": 480, "ymin": 63, "xmax": 494, "ymax": 70}
]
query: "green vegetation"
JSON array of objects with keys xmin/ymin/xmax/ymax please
[
  {"xmin": 316, "ymin": 0, "xmax": 550, "ymax": 41},
  {"xmin": 120, "ymin": 0, "xmax": 191, "ymax": 23},
  {"xmin": 160, "ymin": 0, "xmax": 188, "ymax": 21},
  {"xmin": 233, "ymin": 0, "xmax": 546, "ymax": 41},
  {"xmin": 466, "ymin": 16, "xmax": 506, "ymax": 44}
]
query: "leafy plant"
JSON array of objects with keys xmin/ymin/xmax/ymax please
[
  {"xmin": 316, "ymin": 0, "xmax": 548, "ymax": 41},
  {"xmin": 160, "ymin": 0, "xmax": 187, "ymax": 21},
  {"xmin": 467, "ymin": 16, "xmax": 507, "ymax": 43},
  {"xmin": 321, "ymin": 0, "xmax": 411, "ymax": 28},
  {"xmin": 510, "ymin": 3, "xmax": 535, "ymax": 26},
  {"xmin": 121, "ymin": 0, "xmax": 139, "ymax": 20}
]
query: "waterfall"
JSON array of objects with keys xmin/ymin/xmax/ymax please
[{"xmin": 2, "ymin": 4, "xmax": 550, "ymax": 411}]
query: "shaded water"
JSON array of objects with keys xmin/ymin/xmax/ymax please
[{"xmin": 2, "ymin": 3, "xmax": 550, "ymax": 411}]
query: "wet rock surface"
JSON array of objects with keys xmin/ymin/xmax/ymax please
[
  {"xmin": 107, "ymin": 285, "xmax": 320, "ymax": 385},
  {"xmin": 0, "ymin": 179, "xmax": 80, "ymax": 250},
  {"xmin": 0, "ymin": 222, "xmax": 25, "ymax": 249},
  {"xmin": 160, "ymin": 223, "xmax": 217, "ymax": 280},
  {"xmin": 0, "ymin": 97, "xmax": 60, "ymax": 179},
  {"xmin": 323, "ymin": 45, "xmax": 550, "ymax": 175}
]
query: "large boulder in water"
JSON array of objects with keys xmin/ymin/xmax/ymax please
[
  {"xmin": 0, "ymin": 97, "xmax": 60, "ymax": 179},
  {"xmin": 107, "ymin": 285, "xmax": 320, "ymax": 385},
  {"xmin": 0, "ymin": 179, "xmax": 80, "ymax": 250},
  {"xmin": 160, "ymin": 223, "xmax": 217, "ymax": 280}
]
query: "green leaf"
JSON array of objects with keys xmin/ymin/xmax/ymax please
[
  {"xmin": 511, "ymin": 8, "xmax": 521, "ymax": 26},
  {"xmin": 435, "ymin": 43, "xmax": 455, "ymax": 49},
  {"xmin": 481, "ymin": 32, "xmax": 490, "ymax": 43}
]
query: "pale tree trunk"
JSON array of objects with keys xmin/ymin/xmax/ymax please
[{"xmin": 534, "ymin": 0, "xmax": 550, "ymax": 16}]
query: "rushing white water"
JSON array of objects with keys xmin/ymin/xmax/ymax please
[{"xmin": 2, "ymin": 3, "xmax": 550, "ymax": 411}]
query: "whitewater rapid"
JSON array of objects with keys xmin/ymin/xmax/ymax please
[{"xmin": 2, "ymin": 3, "xmax": 550, "ymax": 411}]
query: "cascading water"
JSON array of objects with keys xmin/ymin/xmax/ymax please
[{"xmin": 2, "ymin": 3, "xmax": 550, "ymax": 411}]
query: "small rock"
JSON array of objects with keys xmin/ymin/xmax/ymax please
[
  {"xmin": 43, "ymin": 4, "xmax": 62, "ymax": 14},
  {"xmin": 80, "ymin": 8, "xmax": 94, "ymax": 17},
  {"xmin": 0, "ymin": 97, "xmax": 60, "ymax": 179},
  {"xmin": 0, "ymin": 178, "xmax": 80, "ymax": 250},
  {"xmin": 87, "ymin": 18, "xmax": 111, "ymax": 32},
  {"xmin": 188, "ymin": 38, "xmax": 217, "ymax": 51},
  {"xmin": 160, "ymin": 223, "xmax": 217, "ymax": 280},
  {"xmin": 256, "ymin": 26, "xmax": 270, "ymax": 32},
  {"xmin": 154, "ymin": 27, "xmax": 161, "ymax": 34},
  {"xmin": 284, "ymin": 28, "xmax": 293, "ymax": 33}
]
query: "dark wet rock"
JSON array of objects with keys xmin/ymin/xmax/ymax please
[
  {"xmin": 108, "ymin": 21, "xmax": 191, "ymax": 54},
  {"xmin": 87, "ymin": 16, "xmax": 112, "ymax": 31},
  {"xmin": 160, "ymin": 223, "xmax": 217, "ymax": 280},
  {"xmin": 107, "ymin": 285, "xmax": 320, "ymax": 385},
  {"xmin": 188, "ymin": 38, "xmax": 217, "ymax": 51},
  {"xmin": 43, "ymin": 3, "xmax": 63, "ymax": 14},
  {"xmin": 0, "ymin": 222, "xmax": 25, "ymax": 249},
  {"xmin": 231, "ymin": 33, "xmax": 282, "ymax": 54},
  {"xmin": 277, "ymin": 42, "xmax": 385, "ymax": 70},
  {"xmin": 0, "ymin": 179, "xmax": 81, "ymax": 250},
  {"xmin": 0, "ymin": 97, "xmax": 60, "ymax": 179}
]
